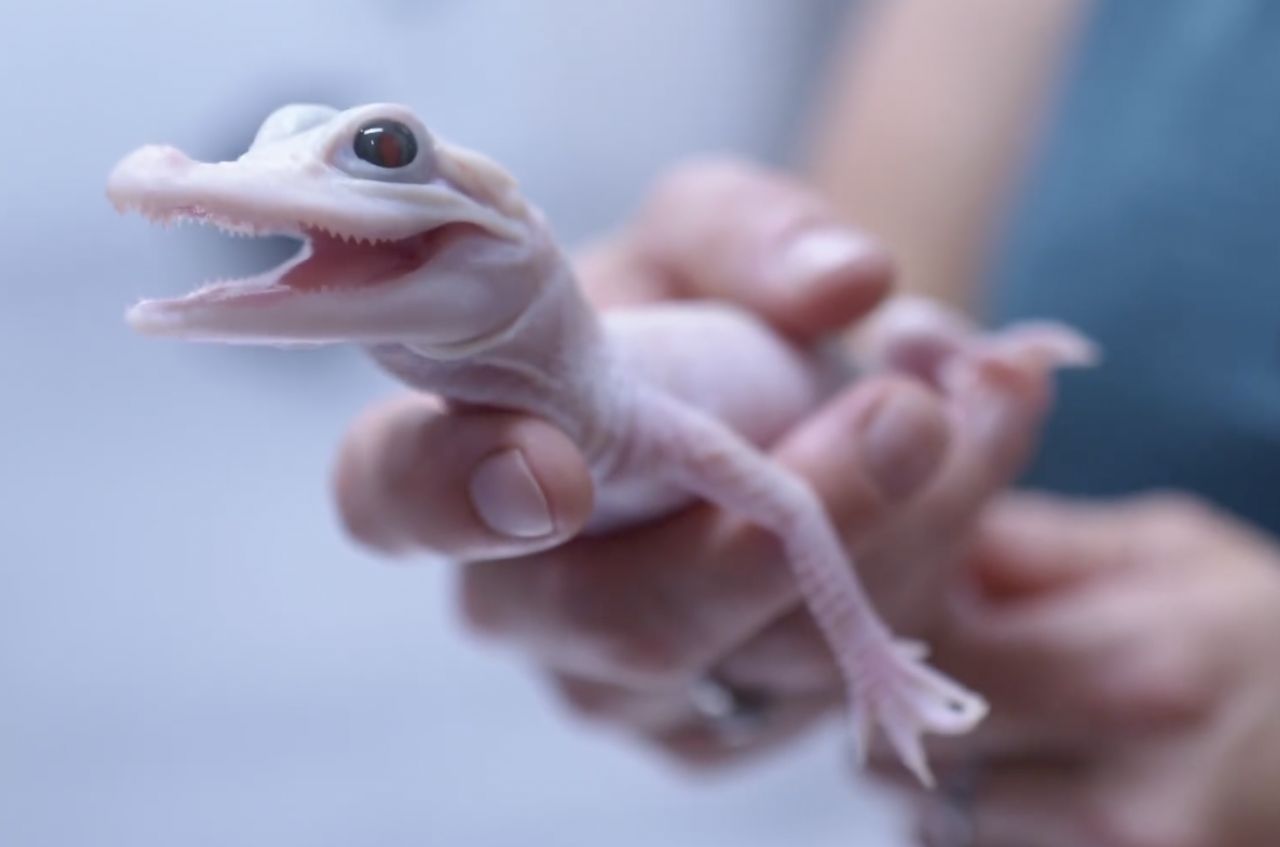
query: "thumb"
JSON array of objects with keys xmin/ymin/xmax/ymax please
[
  {"xmin": 333, "ymin": 395, "xmax": 594, "ymax": 561},
  {"xmin": 969, "ymin": 493, "xmax": 1139, "ymax": 600}
]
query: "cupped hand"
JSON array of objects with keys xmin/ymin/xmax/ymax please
[{"xmin": 897, "ymin": 493, "xmax": 1280, "ymax": 847}]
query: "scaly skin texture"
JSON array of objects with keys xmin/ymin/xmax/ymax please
[{"xmin": 107, "ymin": 102, "xmax": 1096, "ymax": 785}]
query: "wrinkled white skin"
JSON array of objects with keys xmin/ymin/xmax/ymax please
[{"xmin": 108, "ymin": 103, "xmax": 1097, "ymax": 786}]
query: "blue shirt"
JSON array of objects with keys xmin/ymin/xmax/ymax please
[{"xmin": 985, "ymin": 0, "xmax": 1280, "ymax": 532}]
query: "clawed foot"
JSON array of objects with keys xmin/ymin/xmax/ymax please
[
  {"xmin": 855, "ymin": 294, "xmax": 1100, "ymax": 379},
  {"xmin": 847, "ymin": 639, "xmax": 988, "ymax": 787}
]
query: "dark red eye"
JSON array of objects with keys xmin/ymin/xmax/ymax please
[{"xmin": 353, "ymin": 119, "xmax": 418, "ymax": 169}]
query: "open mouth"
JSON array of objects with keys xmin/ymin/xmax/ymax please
[{"xmin": 121, "ymin": 202, "xmax": 466, "ymax": 311}]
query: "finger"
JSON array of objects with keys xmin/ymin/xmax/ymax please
[
  {"xmin": 969, "ymin": 491, "xmax": 1230, "ymax": 600},
  {"xmin": 857, "ymin": 499, "xmax": 1164, "ymax": 759},
  {"xmin": 868, "ymin": 703, "xmax": 1089, "ymax": 790},
  {"xmin": 549, "ymin": 666, "xmax": 842, "ymax": 743},
  {"xmin": 920, "ymin": 350, "xmax": 1056, "ymax": 541},
  {"xmin": 333, "ymin": 395, "xmax": 594, "ymax": 560},
  {"xmin": 976, "ymin": 490, "xmax": 1260, "ymax": 601},
  {"xmin": 983, "ymin": 320, "xmax": 1101, "ymax": 369},
  {"xmin": 940, "ymin": 350, "xmax": 1056, "ymax": 489},
  {"xmin": 548, "ymin": 674, "xmax": 696, "ymax": 734},
  {"xmin": 854, "ymin": 296, "xmax": 1097, "ymax": 390},
  {"xmin": 574, "ymin": 237, "xmax": 681, "ymax": 311},
  {"xmin": 969, "ymin": 764, "xmax": 1095, "ymax": 847},
  {"xmin": 947, "ymin": 595, "xmax": 1118, "ymax": 736},
  {"xmin": 931, "ymin": 578, "xmax": 1210, "ymax": 748},
  {"xmin": 630, "ymin": 157, "xmax": 894, "ymax": 339},
  {"xmin": 966, "ymin": 757, "xmax": 1208, "ymax": 847},
  {"xmin": 550, "ymin": 612, "xmax": 843, "ymax": 750},
  {"xmin": 714, "ymin": 610, "xmax": 840, "ymax": 695},
  {"xmin": 969, "ymin": 493, "xmax": 1146, "ymax": 600},
  {"xmin": 854, "ymin": 352, "xmax": 1056, "ymax": 630},
  {"xmin": 551, "ymin": 612, "xmax": 842, "ymax": 744},
  {"xmin": 852, "ymin": 311, "xmax": 1098, "ymax": 563},
  {"xmin": 463, "ymin": 376, "xmax": 950, "ymax": 686},
  {"xmin": 563, "ymin": 610, "xmax": 842, "ymax": 734}
]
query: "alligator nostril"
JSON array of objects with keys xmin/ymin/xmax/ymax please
[{"xmin": 132, "ymin": 145, "xmax": 194, "ymax": 172}]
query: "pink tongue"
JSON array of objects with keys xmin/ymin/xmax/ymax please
[{"xmin": 281, "ymin": 237, "xmax": 418, "ymax": 291}]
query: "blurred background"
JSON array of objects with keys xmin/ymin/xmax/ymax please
[{"xmin": 0, "ymin": 1, "xmax": 912, "ymax": 845}]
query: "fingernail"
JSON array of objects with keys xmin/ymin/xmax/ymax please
[
  {"xmin": 860, "ymin": 388, "xmax": 941, "ymax": 500},
  {"xmin": 468, "ymin": 449, "xmax": 554, "ymax": 539},
  {"xmin": 772, "ymin": 228, "xmax": 875, "ymax": 289}
]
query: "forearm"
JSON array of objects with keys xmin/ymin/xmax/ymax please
[{"xmin": 800, "ymin": 0, "xmax": 1088, "ymax": 312}]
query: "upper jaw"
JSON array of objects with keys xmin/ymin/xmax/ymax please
[
  {"xmin": 108, "ymin": 147, "xmax": 453, "ymax": 342},
  {"xmin": 109, "ymin": 145, "xmax": 310, "ymax": 239},
  {"xmin": 106, "ymin": 144, "xmax": 523, "ymax": 243},
  {"xmin": 107, "ymin": 140, "xmax": 530, "ymax": 344}
]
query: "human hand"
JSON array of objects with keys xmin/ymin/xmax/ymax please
[
  {"xmin": 900, "ymin": 493, "xmax": 1280, "ymax": 847},
  {"xmin": 332, "ymin": 159, "xmax": 1059, "ymax": 771}
]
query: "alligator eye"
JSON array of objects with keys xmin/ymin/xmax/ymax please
[{"xmin": 353, "ymin": 120, "xmax": 418, "ymax": 169}]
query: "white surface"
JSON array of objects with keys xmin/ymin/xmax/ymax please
[{"xmin": 0, "ymin": 2, "xmax": 908, "ymax": 844}]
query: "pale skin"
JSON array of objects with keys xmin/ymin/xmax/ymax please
[
  {"xmin": 108, "ymin": 3, "xmax": 1280, "ymax": 841},
  {"xmin": 108, "ymin": 104, "xmax": 1091, "ymax": 786},
  {"xmin": 336, "ymin": 4, "xmax": 1279, "ymax": 847}
]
